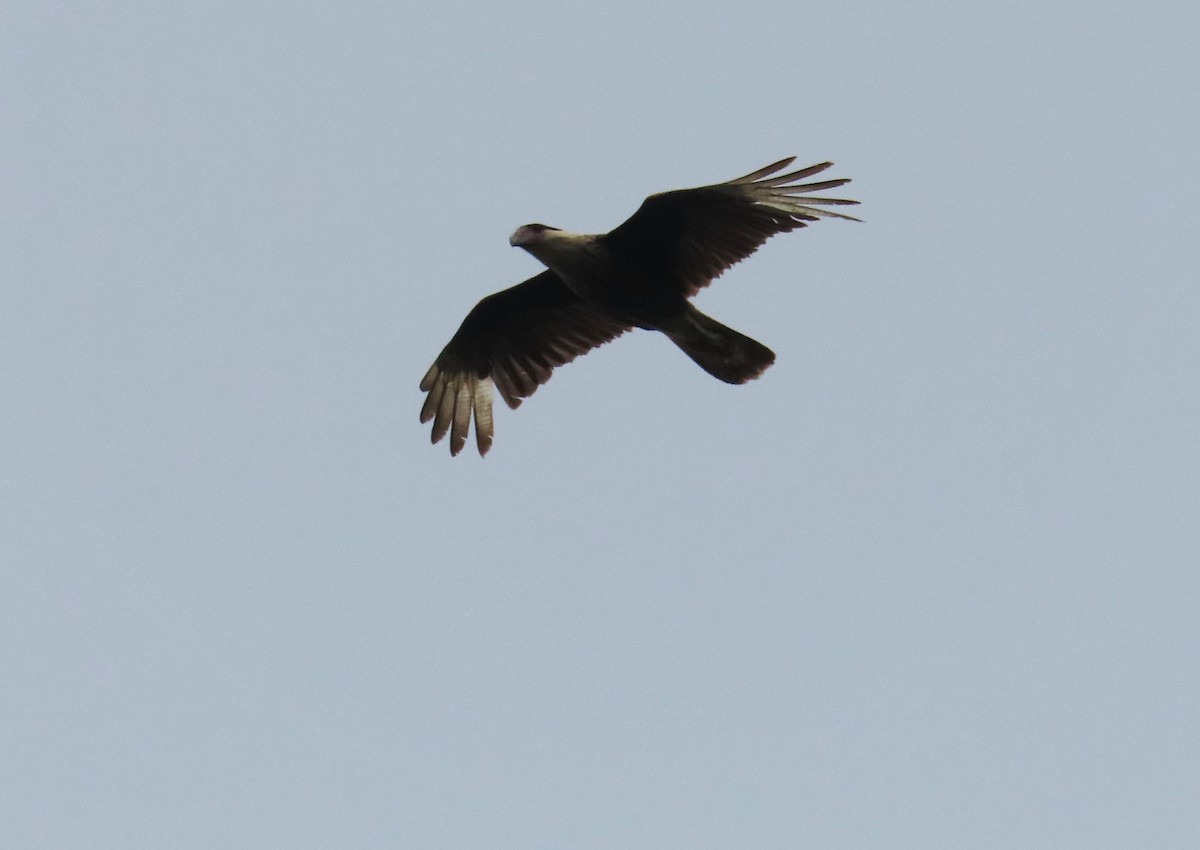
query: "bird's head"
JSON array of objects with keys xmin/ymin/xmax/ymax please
[{"xmin": 509, "ymin": 223, "xmax": 561, "ymax": 248}]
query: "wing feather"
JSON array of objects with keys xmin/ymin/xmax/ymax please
[{"xmin": 472, "ymin": 380, "xmax": 494, "ymax": 456}]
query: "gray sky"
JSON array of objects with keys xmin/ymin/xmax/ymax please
[{"xmin": 4, "ymin": 2, "xmax": 1198, "ymax": 847}]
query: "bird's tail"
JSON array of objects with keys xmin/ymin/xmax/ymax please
[{"xmin": 659, "ymin": 305, "xmax": 775, "ymax": 384}]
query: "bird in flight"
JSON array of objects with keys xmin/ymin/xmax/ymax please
[{"xmin": 419, "ymin": 157, "xmax": 859, "ymax": 456}]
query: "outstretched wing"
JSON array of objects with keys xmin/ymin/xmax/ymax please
[
  {"xmin": 601, "ymin": 158, "xmax": 859, "ymax": 297},
  {"xmin": 419, "ymin": 271, "xmax": 631, "ymax": 456}
]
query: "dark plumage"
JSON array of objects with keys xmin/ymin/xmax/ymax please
[{"xmin": 420, "ymin": 157, "xmax": 859, "ymax": 455}]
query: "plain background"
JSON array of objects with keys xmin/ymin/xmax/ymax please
[{"xmin": 4, "ymin": 2, "xmax": 1198, "ymax": 847}]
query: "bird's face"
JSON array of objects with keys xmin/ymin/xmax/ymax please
[{"xmin": 509, "ymin": 223, "xmax": 561, "ymax": 248}]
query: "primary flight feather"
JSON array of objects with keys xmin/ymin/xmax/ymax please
[{"xmin": 419, "ymin": 157, "xmax": 859, "ymax": 456}]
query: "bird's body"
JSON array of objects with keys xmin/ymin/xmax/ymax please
[
  {"xmin": 420, "ymin": 157, "xmax": 858, "ymax": 456},
  {"xmin": 512, "ymin": 227, "xmax": 684, "ymax": 328}
]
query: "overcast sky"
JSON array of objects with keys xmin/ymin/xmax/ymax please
[{"xmin": 4, "ymin": 2, "xmax": 1198, "ymax": 848}]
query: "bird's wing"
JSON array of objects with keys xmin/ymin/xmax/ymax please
[
  {"xmin": 420, "ymin": 270, "xmax": 631, "ymax": 456},
  {"xmin": 601, "ymin": 158, "xmax": 859, "ymax": 297}
]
